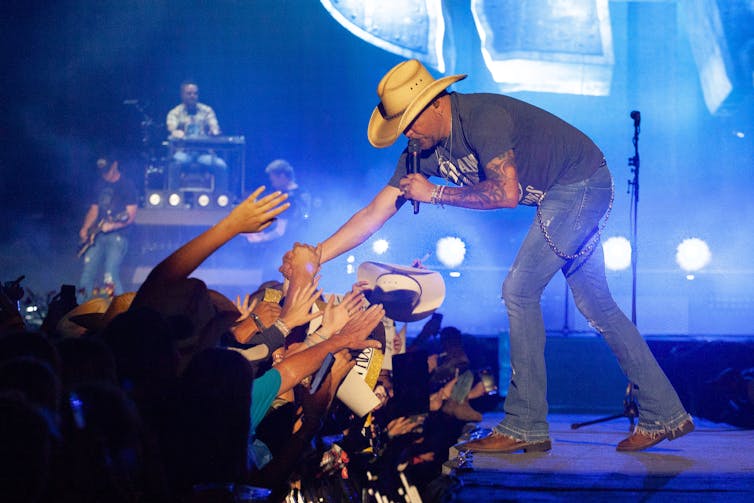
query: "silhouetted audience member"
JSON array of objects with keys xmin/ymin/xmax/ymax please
[
  {"xmin": 0, "ymin": 394, "xmax": 57, "ymax": 503},
  {"xmin": 0, "ymin": 356, "xmax": 61, "ymax": 414},
  {"xmin": 164, "ymin": 348, "xmax": 254, "ymax": 500},
  {"xmin": 0, "ymin": 330, "xmax": 61, "ymax": 376},
  {"xmin": 100, "ymin": 307, "xmax": 179, "ymax": 396},
  {"xmin": 55, "ymin": 336, "xmax": 118, "ymax": 391},
  {"xmin": 54, "ymin": 381, "xmax": 167, "ymax": 502}
]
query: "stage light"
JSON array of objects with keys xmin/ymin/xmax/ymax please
[
  {"xmin": 735, "ymin": 131, "xmax": 745, "ymax": 139},
  {"xmin": 146, "ymin": 192, "xmax": 162, "ymax": 207},
  {"xmin": 197, "ymin": 194, "xmax": 211, "ymax": 207},
  {"xmin": 436, "ymin": 236, "xmax": 466, "ymax": 268},
  {"xmin": 449, "ymin": 271, "xmax": 461, "ymax": 278},
  {"xmin": 675, "ymin": 238, "xmax": 711, "ymax": 272},
  {"xmin": 216, "ymin": 194, "xmax": 230, "ymax": 208},
  {"xmin": 167, "ymin": 193, "xmax": 182, "ymax": 207},
  {"xmin": 346, "ymin": 255, "xmax": 355, "ymax": 264},
  {"xmin": 372, "ymin": 239, "xmax": 389, "ymax": 255},
  {"xmin": 346, "ymin": 264, "xmax": 355, "ymax": 275},
  {"xmin": 602, "ymin": 236, "xmax": 632, "ymax": 271}
]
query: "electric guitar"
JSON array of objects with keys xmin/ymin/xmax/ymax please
[{"xmin": 77, "ymin": 212, "xmax": 129, "ymax": 258}]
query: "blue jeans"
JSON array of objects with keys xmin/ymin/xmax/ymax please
[
  {"xmin": 169, "ymin": 150, "xmax": 229, "ymax": 193},
  {"xmin": 79, "ymin": 231, "xmax": 128, "ymax": 299},
  {"xmin": 496, "ymin": 165, "xmax": 690, "ymax": 442}
]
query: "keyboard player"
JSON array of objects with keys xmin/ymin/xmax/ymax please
[{"xmin": 166, "ymin": 80, "xmax": 229, "ymax": 194}]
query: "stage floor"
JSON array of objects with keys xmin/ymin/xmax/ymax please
[{"xmin": 447, "ymin": 413, "xmax": 754, "ymax": 502}]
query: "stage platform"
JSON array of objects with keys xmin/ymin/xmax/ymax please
[{"xmin": 446, "ymin": 413, "xmax": 754, "ymax": 502}]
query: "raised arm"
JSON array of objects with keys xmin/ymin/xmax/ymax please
[
  {"xmin": 400, "ymin": 149, "xmax": 521, "ymax": 210},
  {"xmin": 144, "ymin": 187, "xmax": 289, "ymax": 284},
  {"xmin": 318, "ymin": 184, "xmax": 403, "ymax": 263},
  {"xmin": 274, "ymin": 303, "xmax": 385, "ymax": 395}
]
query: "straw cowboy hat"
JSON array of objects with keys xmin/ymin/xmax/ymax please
[
  {"xmin": 130, "ymin": 278, "xmax": 241, "ymax": 361},
  {"xmin": 357, "ymin": 261, "xmax": 446, "ymax": 322},
  {"xmin": 367, "ymin": 59, "xmax": 466, "ymax": 148},
  {"xmin": 62, "ymin": 292, "xmax": 137, "ymax": 335}
]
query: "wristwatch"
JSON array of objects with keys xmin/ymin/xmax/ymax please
[{"xmin": 250, "ymin": 313, "xmax": 266, "ymax": 332}]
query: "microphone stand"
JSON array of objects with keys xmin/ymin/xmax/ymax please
[
  {"xmin": 571, "ymin": 111, "xmax": 641, "ymax": 432},
  {"xmin": 125, "ymin": 100, "xmax": 167, "ymax": 194}
]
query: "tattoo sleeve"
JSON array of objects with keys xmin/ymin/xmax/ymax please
[{"xmin": 439, "ymin": 149, "xmax": 520, "ymax": 209}]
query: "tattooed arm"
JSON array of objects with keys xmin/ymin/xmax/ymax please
[
  {"xmin": 440, "ymin": 149, "xmax": 520, "ymax": 209},
  {"xmin": 399, "ymin": 149, "xmax": 520, "ymax": 210}
]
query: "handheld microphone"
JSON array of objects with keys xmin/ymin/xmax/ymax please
[
  {"xmin": 407, "ymin": 139, "xmax": 421, "ymax": 214},
  {"xmin": 630, "ymin": 110, "xmax": 641, "ymax": 128}
]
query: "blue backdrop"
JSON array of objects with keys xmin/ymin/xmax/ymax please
[{"xmin": 2, "ymin": 0, "xmax": 752, "ymax": 336}]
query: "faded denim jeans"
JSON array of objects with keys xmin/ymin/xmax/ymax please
[
  {"xmin": 79, "ymin": 231, "xmax": 129, "ymax": 298},
  {"xmin": 496, "ymin": 164, "xmax": 690, "ymax": 442}
]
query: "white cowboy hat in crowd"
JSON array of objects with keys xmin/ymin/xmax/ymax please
[{"xmin": 357, "ymin": 261, "xmax": 445, "ymax": 322}]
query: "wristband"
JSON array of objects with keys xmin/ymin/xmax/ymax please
[{"xmin": 274, "ymin": 318, "xmax": 291, "ymax": 337}]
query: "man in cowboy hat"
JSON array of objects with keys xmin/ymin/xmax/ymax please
[{"xmin": 311, "ymin": 59, "xmax": 693, "ymax": 453}]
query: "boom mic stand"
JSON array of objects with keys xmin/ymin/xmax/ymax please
[
  {"xmin": 124, "ymin": 100, "xmax": 167, "ymax": 194},
  {"xmin": 571, "ymin": 111, "xmax": 642, "ymax": 431}
]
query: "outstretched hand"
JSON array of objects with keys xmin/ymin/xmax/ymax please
[
  {"xmin": 278, "ymin": 276, "xmax": 323, "ymax": 332},
  {"xmin": 332, "ymin": 303, "xmax": 385, "ymax": 351},
  {"xmin": 253, "ymin": 300, "xmax": 282, "ymax": 328},
  {"xmin": 387, "ymin": 415, "xmax": 425, "ymax": 438},
  {"xmin": 226, "ymin": 186, "xmax": 290, "ymax": 235},
  {"xmin": 234, "ymin": 294, "xmax": 259, "ymax": 322},
  {"xmin": 279, "ymin": 242, "xmax": 322, "ymax": 282},
  {"xmin": 319, "ymin": 290, "xmax": 368, "ymax": 338}
]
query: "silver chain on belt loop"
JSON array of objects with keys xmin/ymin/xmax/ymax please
[{"xmin": 535, "ymin": 180, "xmax": 615, "ymax": 261}]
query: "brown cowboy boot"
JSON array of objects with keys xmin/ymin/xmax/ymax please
[
  {"xmin": 457, "ymin": 431, "xmax": 552, "ymax": 453},
  {"xmin": 616, "ymin": 418, "xmax": 695, "ymax": 452}
]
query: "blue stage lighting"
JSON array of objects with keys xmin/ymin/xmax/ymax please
[
  {"xmin": 675, "ymin": 238, "xmax": 711, "ymax": 273},
  {"xmin": 373, "ymin": 239, "xmax": 389, "ymax": 255},
  {"xmin": 436, "ymin": 236, "xmax": 466, "ymax": 268},
  {"xmin": 603, "ymin": 236, "xmax": 632, "ymax": 271}
]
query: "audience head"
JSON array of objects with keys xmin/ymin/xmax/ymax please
[
  {"xmin": 58, "ymin": 381, "xmax": 148, "ymax": 502},
  {"xmin": 0, "ymin": 356, "xmax": 61, "ymax": 413},
  {"xmin": 99, "ymin": 307, "xmax": 179, "ymax": 390},
  {"xmin": 171, "ymin": 348, "xmax": 254, "ymax": 489},
  {"xmin": 130, "ymin": 279, "xmax": 239, "ymax": 372},
  {"xmin": 0, "ymin": 394, "xmax": 57, "ymax": 502},
  {"xmin": 55, "ymin": 336, "xmax": 117, "ymax": 391},
  {"xmin": 0, "ymin": 330, "xmax": 61, "ymax": 376}
]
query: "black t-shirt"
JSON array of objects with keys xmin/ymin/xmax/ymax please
[
  {"xmin": 389, "ymin": 93, "xmax": 605, "ymax": 206},
  {"xmin": 91, "ymin": 176, "xmax": 139, "ymax": 230}
]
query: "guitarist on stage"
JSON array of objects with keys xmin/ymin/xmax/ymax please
[{"xmin": 77, "ymin": 156, "xmax": 138, "ymax": 300}]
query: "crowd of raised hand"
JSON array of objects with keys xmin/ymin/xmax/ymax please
[{"xmin": 0, "ymin": 187, "xmax": 495, "ymax": 503}]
